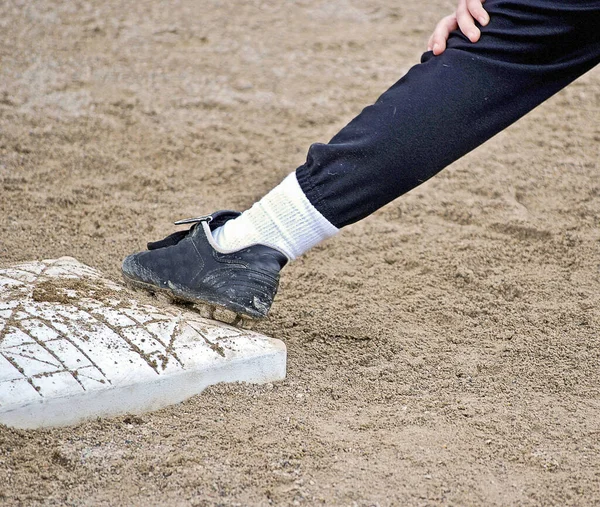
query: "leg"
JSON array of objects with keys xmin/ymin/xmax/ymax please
[
  {"xmin": 296, "ymin": 0, "xmax": 600, "ymax": 227},
  {"xmin": 123, "ymin": 0, "xmax": 600, "ymax": 321}
]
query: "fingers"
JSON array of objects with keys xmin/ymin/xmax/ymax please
[
  {"xmin": 456, "ymin": 0, "xmax": 479, "ymax": 43},
  {"xmin": 457, "ymin": 0, "xmax": 489, "ymax": 43},
  {"xmin": 427, "ymin": 14, "xmax": 458, "ymax": 55},
  {"xmin": 469, "ymin": 0, "xmax": 489, "ymax": 26},
  {"xmin": 426, "ymin": 0, "xmax": 489, "ymax": 56}
]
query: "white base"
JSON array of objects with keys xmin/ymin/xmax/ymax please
[{"xmin": 0, "ymin": 257, "xmax": 286, "ymax": 429}]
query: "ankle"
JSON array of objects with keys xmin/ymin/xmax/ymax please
[{"xmin": 212, "ymin": 172, "xmax": 338, "ymax": 260}]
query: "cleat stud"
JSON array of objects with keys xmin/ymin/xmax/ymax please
[
  {"xmin": 197, "ymin": 303, "xmax": 214, "ymax": 320},
  {"xmin": 213, "ymin": 307, "xmax": 237, "ymax": 324},
  {"xmin": 239, "ymin": 317, "xmax": 256, "ymax": 330},
  {"xmin": 155, "ymin": 292, "xmax": 172, "ymax": 304}
]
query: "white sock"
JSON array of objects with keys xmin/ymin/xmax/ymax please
[{"xmin": 211, "ymin": 172, "xmax": 338, "ymax": 260}]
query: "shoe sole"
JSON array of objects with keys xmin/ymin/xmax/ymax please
[{"xmin": 122, "ymin": 274, "xmax": 258, "ymax": 329}]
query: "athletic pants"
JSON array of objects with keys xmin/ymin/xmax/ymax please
[{"xmin": 295, "ymin": 0, "xmax": 600, "ymax": 229}]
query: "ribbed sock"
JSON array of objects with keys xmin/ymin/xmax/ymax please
[{"xmin": 211, "ymin": 172, "xmax": 338, "ymax": 260}]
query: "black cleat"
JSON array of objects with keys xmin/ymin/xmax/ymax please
[{"xmin": 121, "ymin": 211, "xmax": 288, "ymax": 324}]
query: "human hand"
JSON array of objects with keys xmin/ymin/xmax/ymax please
[{"xmin": 427, "ymin": 0, "xmax": 489, "ymax": 56}]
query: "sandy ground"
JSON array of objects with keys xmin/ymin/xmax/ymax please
[{"xmin": 1, "ymin": 0, "xmax": 599, "ymax": 505}]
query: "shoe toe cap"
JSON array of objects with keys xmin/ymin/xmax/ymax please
[
  {"xmin": 121, "ymin": 252, "xmax": 146, "ymax": 280},
  {"xmin": 122, "ymin": 250, "xmax": 176, "ymax": 289}
]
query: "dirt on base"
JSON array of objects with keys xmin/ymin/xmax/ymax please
[{"xmin": 1, "ymin": 0, "xmax": 599, "ymax": 505}]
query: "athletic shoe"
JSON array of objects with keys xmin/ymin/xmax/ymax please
[{"xmin": 121, "ymin": 211, "xmax": 288, "ymax": 325}]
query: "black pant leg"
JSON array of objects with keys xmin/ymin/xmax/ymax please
[{"xmin": 295, "ymin": 0, "xmax": 600, "ymax": 228}]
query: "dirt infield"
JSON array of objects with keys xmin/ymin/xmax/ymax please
[{"xmin": 1, "ymin": 0, "xmax": 599, "ymax": 505}]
